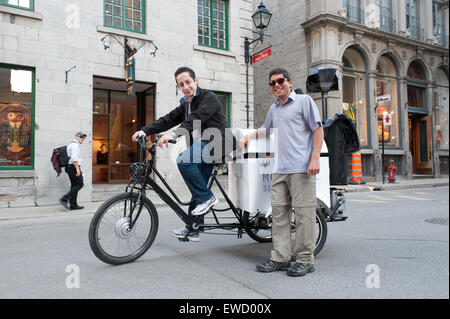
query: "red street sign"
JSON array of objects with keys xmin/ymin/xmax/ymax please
[{"xmin": 252, "ymin": 46, "xmax": 272, "ymax": 64}]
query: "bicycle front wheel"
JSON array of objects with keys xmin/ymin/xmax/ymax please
[{"xmin": 89, "ymin": 192, "xmax": 159, "ymax": 265}]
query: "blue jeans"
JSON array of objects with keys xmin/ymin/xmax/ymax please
[{"xmin": 177, "ymin": 140, "xmax": 214, "ymax": 215}]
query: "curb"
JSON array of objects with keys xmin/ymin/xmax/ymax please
[
  {"xmin": 341, "ymin": 182, "xmax": 449, "ymax": 193},
  {"xmin": 0, "ymin": 181, "xmax": 448, "ymax": 221}
]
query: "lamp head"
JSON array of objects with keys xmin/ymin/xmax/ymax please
[{"xmin": 252, "ymin": 2, "xmax": 272, "ymax": 30}]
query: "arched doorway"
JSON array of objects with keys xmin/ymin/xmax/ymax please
[
  {"xmin": 376, "ymin": 54, "xmax": 401, "ymax": 148},
  {"xmin": 341, "ymin": 47, "xmax": 369, "ymax": 147},
  {"xmin": 407, "ymin": 60, "xmax": 432, "ymax": 175}
]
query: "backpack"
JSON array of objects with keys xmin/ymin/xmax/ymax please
[{"xmin": 51, "ymin": 142, "xmax": 74, "ymax": 176}]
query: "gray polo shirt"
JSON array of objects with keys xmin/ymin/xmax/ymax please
[{"xmin": 260, "ymin": 91, "xmax": 322, "ymax": 174}]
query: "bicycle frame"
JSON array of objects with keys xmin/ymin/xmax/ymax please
[{"xmin": 126, "ymin": 136, "xmax": 254, "ymax": 237}]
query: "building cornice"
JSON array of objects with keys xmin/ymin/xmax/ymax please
[{"xmin": 301, "ymin": 13, "xmax": 449, "ymax": 57}]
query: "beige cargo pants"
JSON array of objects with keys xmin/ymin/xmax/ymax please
[{"xmin": 270, "ymin": 173, "xmax": 316, "ymax": 264}]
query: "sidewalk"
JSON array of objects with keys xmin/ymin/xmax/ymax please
[
  {"xmin": 337, "ymin": 177, "xmax": 450, "ymax": 193},
  {"xmin": 0, "ymin": 177, "xmax": 448, "ymax": 221}
]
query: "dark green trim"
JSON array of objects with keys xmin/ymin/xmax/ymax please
[
  {"xmin": 104, "ymin": 0, "xmax": 146, "ymax": 34},
  {"xmin": 0, "ymin": 0, "xmax": 34, "ymax": 11},
  {"xmin": 213, "ymin": 91, "xmax": 231, "ymax": 125},
  {"xmin": 0, "ymin": 63, "xmax": 35, "ymax": 171},
  {"xmin": 198, "ymin": 0, "xmax": 229, "ymax": 51}
]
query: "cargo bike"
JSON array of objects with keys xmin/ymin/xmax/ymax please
[{"xmin": 88, "ymin": 133, "xmax": 347, "ymax": 265}]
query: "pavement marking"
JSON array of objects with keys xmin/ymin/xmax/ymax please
[
  {"xmin": 367, "ymin": 195, "xmax": 396, "ymax": 201},
  {"xmin": 396, "ymin": 195, "xmax": 436, "ymax": 202},
  {"xmin": 349, "ymin": 199, "xmax": 388, "ymax": 204}
]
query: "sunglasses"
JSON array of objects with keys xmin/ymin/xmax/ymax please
[{"xmin": 269, "ymin": 78, "xmax": 288, "ymax": 87}]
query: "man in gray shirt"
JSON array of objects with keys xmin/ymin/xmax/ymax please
[{"xmin": 240, "ymin": 68, "xmax": 323, "ymax": 277}]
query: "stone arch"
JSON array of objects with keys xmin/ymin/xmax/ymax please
[
  {"xmin": 433, "ymin": 63, "xmax": 449, "ymax": 82},
  {"xmin": 339, "ymin": 42, "xmax": 373, "ymax": 70},
  {"xmin": 374, "ymin": 49, "xmax": 405, "ymax": 76},
  {"xmin": 405, "ymin": 57, "xmax": 432, "ymax": 81}
]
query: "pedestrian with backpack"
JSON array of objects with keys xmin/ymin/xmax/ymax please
[{"xmin": 59, "ymin": 131, "xmax": 86, "ymax": 210}]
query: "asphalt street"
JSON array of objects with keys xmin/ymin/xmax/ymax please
[{"xmin": 0, "ymin": 186, "xmax": 448, "ymax": 299}]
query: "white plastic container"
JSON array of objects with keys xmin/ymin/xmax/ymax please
[
  {"xmin": 228, "ymin": 129, "xmax": 330, "ymax": 212},
  {"xmin": 228, "ymin": 129, "xmax": 274, "ymax": 213}
]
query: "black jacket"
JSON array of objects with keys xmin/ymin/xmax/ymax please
[
  {"xmin": 141, "ymin": 87, "xmax": 237, "ymax": 163},
  {"xmin": 322, "ymin": 113, "xmax": 361, "ymax": 185}
]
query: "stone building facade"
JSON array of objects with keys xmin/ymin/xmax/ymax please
[
  {"xmin": 253, "ymin": 0, "xmax": 449, "ymax": 182},
  {"xmin": 0, "ymin": 0, "xmax": 255, "ymax": 207}
]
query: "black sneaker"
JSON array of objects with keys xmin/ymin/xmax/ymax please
[
  {"xmin": 256, "ymin": 260, "xmax": 290, "ymax": 272},
  {"xmin": 287, "ymin": 263, "xmax": 315, "ymax": 277},
  {"xmin": 69, "ymin": 205, "xmax": 84, "ymax": 210}
]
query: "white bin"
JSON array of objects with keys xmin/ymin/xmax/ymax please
[
  {"xmin": 228, "ymin": 129, "xmax": 274, "ymax": 214},
  {"xmin": 228, "ymin": 129, "xmax": 330, "ymax": 213}
]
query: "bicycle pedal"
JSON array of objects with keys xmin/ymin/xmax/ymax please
[{"xmin": 178, "ymin": 237, "xmax": 189, "ymax": 242}]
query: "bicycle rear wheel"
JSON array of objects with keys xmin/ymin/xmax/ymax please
[
  {"xmin": 89, "ymin": 192, "xmax": 159, "ymax": 265},
  {"xmin": 246, "ymin": 207, "xmax": 328, "ymax": 256}
]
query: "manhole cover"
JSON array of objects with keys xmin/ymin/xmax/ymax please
[{"xmin": 425, "ymin": 218, "xmax": 449, "ymax": 225}]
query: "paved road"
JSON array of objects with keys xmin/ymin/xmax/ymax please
[{"xmin": 0, "ymin": 186, "xmax": 448, "ymax": 299}]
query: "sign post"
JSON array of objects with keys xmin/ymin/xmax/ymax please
[{"xmin": 381, "ymin": 112, "xmax": 392, "ymax": 184}]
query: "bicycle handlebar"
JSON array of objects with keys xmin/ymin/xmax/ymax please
[{"xmin": 136, "ymin": 134, "xmax": 177, "ymax": 149}]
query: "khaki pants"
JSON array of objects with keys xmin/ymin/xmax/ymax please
[{"xmin": 270, "ymin": 173, "xmax": 316, "ymax": 264}]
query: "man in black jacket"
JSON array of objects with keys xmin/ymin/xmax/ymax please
[{"xmin": 132, "ymin": 66, "xmax": 234, "ymax": 242}]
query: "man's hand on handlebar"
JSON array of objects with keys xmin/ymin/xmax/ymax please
[
  {"xmin": 157, "ymin": 134, "xmax": 175, "ymax": 149},
  {"xmin": 132, "ymin": 130, "xmax": 146, "ymax": 142}
]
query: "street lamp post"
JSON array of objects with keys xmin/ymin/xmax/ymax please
[{"xmin": 244, "ymin": 2, "xmax": 272, "ymax": 128}]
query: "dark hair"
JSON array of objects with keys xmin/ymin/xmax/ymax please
[
  {"xmin": 174, "ymin": 66, "xmax": 196, "ymax": 82},
  {"xmin": 269, "ymin": 68, "xmax": 291, "ymax": 81}
]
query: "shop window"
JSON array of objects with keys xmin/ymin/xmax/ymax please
[
  {"xmin": 104, "ymin": 0, "xmax": 145, "ymax": 34},
  {"xmin": 376, "ymin": 55, "xmax": 400, "ymax": 147},
  {"xmin": 0, "ymin": 65, "xmax": 34, "ymax": 169},
  {"xmin": 407, "ymin": 86, "xmax": 424, "ymax": 108},
  {"xmin": 407, "ymin": 61, "xmax": 424, "ymax": 80},
  {"xmin": 434, "ymin": 68, "xmax": 449, "ymax": 150},
  {"xmin": 342, "ymin": 47, "xmax": 368, "ymax": 147},
  {"xmin": 407, "ymin": 61, "xmax": 427, "ymax": 111}
]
